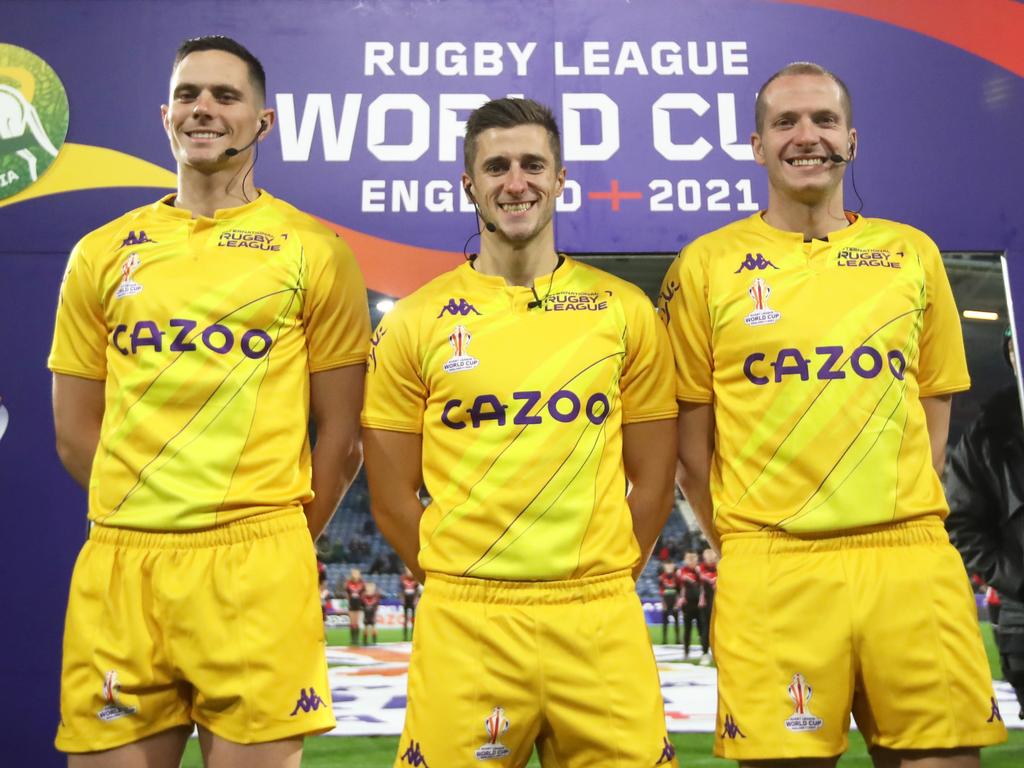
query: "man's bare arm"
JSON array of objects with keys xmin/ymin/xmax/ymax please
[
  {"xmin": 52, "ymin": 373, "xmax": 105, "ymax": 490},
  {"xmin": 363, "ymin": 427, "xmax": 426, "ymax": 582},
  {"xmin": 623, "ymin": 418, "xmax": 678, "ymax": 580},
  {"xmin": 676, "ymin": 401, "xmax": 718, "ymax": 554},
  {"xmin": 305, "ymin": 364, "xmax": 364, "ymax": 540},
  {"xmin": 921, "ymin": 394, "xmax": 953, "ymax": 477}
]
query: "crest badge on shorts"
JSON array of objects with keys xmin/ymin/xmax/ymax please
[
  {"xmin": 784, "ymin": 673, "xmax": 823, "ymax": 732},
  {"xmin": 475, "ymin": 706, "xmax": 511, "ymax": 760},
  {"xmin": 97, "ymin": 670, "xmax": 137, "ymax": 722}
]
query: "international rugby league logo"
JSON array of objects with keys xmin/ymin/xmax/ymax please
[
  {"xmin": 443, "ymin": 324, "xmax": 479, "ymax": 373},
  {"xmin": 0, "ymin": 44, "xmax": 69, "ymax": 200},
  {"xmin": 784, "ymin": 673, "xmax": 823, "ymax": 732}
]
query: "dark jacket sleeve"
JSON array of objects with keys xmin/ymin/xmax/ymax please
[{"xmin": 945, "ymin": 399, "xmax": 1024, "ymax": 599}]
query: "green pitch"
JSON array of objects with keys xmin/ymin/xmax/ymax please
[{"xmin": 180, "ymin": 622, "xmax": 1022, "ymax": 766}]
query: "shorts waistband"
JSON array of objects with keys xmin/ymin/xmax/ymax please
[
  {"xmin": 424, "ymin": 570, "xmax": 635, "ymax": 605},
  {"xmin": 88, "ymin": 508, "xmax": 307, "ymax": 549},
  {"xmin": 721, "ymin": 517, "xmax": 949, "ymax": 555}
]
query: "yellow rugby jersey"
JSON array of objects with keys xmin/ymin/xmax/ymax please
[
  {"xmin": 49, "ymin": 191, "xmax": 369, "ymax": 531},
  {"xmin": 660, "ymin": 213, "xmax": 968, "ymax": 535},
  {"xmin": 362, "ymin": 257, "xmax": 677, "ymax": 580}
]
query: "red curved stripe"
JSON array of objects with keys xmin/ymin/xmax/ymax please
[
  {"xmin": 774, "ymin": 0, "xmax": 1024, "ymax": 78},
  {"xmin": 317, "ymin": 218, "xmax": 463, "ymax": 298}
]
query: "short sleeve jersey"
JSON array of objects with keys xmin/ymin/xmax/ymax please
[
  {"xmin": 362, "ymin": 257, "xmax": 677, "ymax": 580},
  {"xmin": 659, "ymin": 213, "xmax": 968, "ymax": 535},
  {"xmin": 49, "ymin": 191, "xmax": 369, "ymax": 531}
]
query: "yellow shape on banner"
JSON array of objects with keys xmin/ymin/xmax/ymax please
[{"xmin": 0, "ymin": 142, "xmax": 175, "ymax": 208}]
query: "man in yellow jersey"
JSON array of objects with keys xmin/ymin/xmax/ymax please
[
  {"xmin": 48, "ymin": 36, "xmax": 369, "ymax": 767},
  {"xmin": 362, "ymin": 98, "xmax": 680, "ymax": 767},
  {"xmin": 660, "ymin": 62, "xmax": 1007, "ymax": 766}
]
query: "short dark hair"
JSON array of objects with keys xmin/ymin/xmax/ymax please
[
  {"xmin": 173, "ymin": 36, "xmax": 266, "ymax": 103},
  {"xmin": 754, "ymin": 62, "xmax": 853, "ymax": 134},
  {"xmin": 464, "ymin": 98, "xmax": 562, "ymax": 173}
]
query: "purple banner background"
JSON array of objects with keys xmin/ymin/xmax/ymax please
[{"xmin": 1, "ymin": 1, "xmax": 1021, "ymax": 761}]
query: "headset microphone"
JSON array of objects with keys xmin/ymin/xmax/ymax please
[
  {"xmin": 224, "ymin": 120, "xmax": 267, "ymax": 158},
  {"xmin": 829, "ymin": 153, "xmax": 847, "ymax": 164},
  {"xmin": 464, "ymin": 184, "xmax": 497, "ymax": 232}
]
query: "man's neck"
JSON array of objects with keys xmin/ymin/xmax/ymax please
[
  {"xmin": 473, "ymin": 235, "xmax": 559, "ymax": 286},
  {"xmin": 172, "ymin": 164, "xmax": 259, "ymax": 219},
  {"xmin": 762, "ymin": 190, "xmax": 851, "ymax": 241}
]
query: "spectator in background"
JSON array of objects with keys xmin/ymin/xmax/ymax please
[
  {"xmin": 698, "ymin": 547, "xmax": 718, "ymax": 654},
  {"xmin": 362, "ymin": 582, "xmax": 381, "ymax": 645},
  {"xmin": 679, "ymin": 551, "xmax": 709, "ymax": 663},
  {"xmin": 400, "ymin": 567, "xmax": 420, "ymax": 642},
  {"xmin": 344, "ymin": 568, "xmax": 366, "ymax": 647},
  {"xmin": 659, "ymin": 561, "xmax": 681, "ymax": 644},
  {"xmin": 946, "ymin": 326, "xmax": 1024, "ymax": 717}
]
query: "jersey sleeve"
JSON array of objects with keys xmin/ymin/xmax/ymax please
[
  {"xmin": 48, "ymin": 240, "xmax": 107, "ymax": 380},
  {"xmin": 620, "ymin": 292, "xmax": 678, "ymax": 424},
  {"xmin": 659, "ymin": 245, "xmax": 713, "ymax": 403},
  {"xmin": 361, "ymin": 302, "xmax": 427, "ymax": 433},
  {"xmin": 917, "ymin": 237, "xmax": 970, "ymax": 397},
  {"xmin": 303, "ymin": 234, "xmax": 370, "ymax": 372}
]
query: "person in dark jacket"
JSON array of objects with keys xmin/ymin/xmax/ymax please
[{"xmin": 946, "ymin": 326, "xmax": 1024, "ymax": 716}]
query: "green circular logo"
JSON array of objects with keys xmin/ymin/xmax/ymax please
[{"xmin": 0, "ymin": 44, "xmax": 69, "ymax": 201}]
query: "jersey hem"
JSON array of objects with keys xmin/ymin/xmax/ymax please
[
  {"xmin": 622, "ymin": 409, "xmax": 678, "ymax": 424},
  {"xmin": 360, "ymin": 418, "xmax": 422, "ymax": 434},
  {"xmin": 308, "ymin": 353, "xmax": 368, "ymax": 373},
  {"xmin": 919, "ymin": 381, "xmax": 971, "ymax": 398},
  {"xmin": 47, "ymin": 363, "xmax": 106, "ymax": 381},
  {"xmin": 677, "ymin": 391, "xmax": 713, "ymax": 404}
]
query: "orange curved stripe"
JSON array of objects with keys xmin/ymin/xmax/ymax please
[
  {"xmin": 773, "ymin": 0, "xmax": 1024, "ymax": 78},
  {"xmin": 317, "ymin": 218, "xmax": 463, "ymax": 298}
]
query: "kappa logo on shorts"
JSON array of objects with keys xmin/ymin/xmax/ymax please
[
  {"xmin": 115, "ymin": 252, "xmax": 143, "ymax": 299},
  {"xmin": 401, "ymin": 739, "xmax": 430, "ymax": 766},
  {"xmin": 97, "ymin": 670, "xmax": 137, "ymax": 722},
  {"xmin": 743, "ymin": 277, "xmax": 781, "ymax": 327},
  {"xmin": 654, "ymin": 735, "xmax": 676, "ymax": 765},
  {"xmin": 784, "ymin": 673, "xmax": 823, "ymax": 732},
  {"xmin": 720, "ymin": 713, "xmax": 745, "ymax": 739},
  {"xmin": 443, "ymin": 324, "xmax": 479, "ymax": 373},
  {"xmin": 475, "ymin": 706, "xmax": 511, "ymax": 760},
  {"xmin": 988, "ymin": 696, "xmax": 1003, "ymax": 723},
  {"xmin": 289, "ymin": 687, "xmax": 327, "ymax": 715}
]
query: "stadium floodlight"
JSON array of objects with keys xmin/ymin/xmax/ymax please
[
  {"xmin": 962, "ymin": 310, "xmax": 1000, "ymax": 321},
  {"xmin": 376, "ymin": 299, "xmax": 396, "ymax": 313}
]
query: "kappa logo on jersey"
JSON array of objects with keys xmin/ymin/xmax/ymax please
[
  {"xmin": 784, "ymin": 673, "xmax": 823, "ymax": 732},
  {"xmin": 120, "ymin": 230, "xmax": 156, "ymax": 248},
  {"xmin": 720, "ymin": 714, "xmax": 745, "ymax": 739},
  {"xmin": 836, "ymin": 247, "xmax": 902, "ymax": 269},
  {"xmin": 443, "ymin": 324, "xmax": 480, "ymax": 373},
  {"xmin": 289, "ymin": 687, "xmax": 327, "ymax": 715},
  {"xmin": 217, "ymin": 228, "xmax": 283, "ymax": 251},
  {"xmin": 988, "ymin": 696, "xmax": 1003, "ymax": 723},
  {"xmin": 437, "ymin": 298, "xmax": 481, "ymax": 318},
  {"xmin": 654, "ymin": 736, "xmax": 676, "ymax": 765},
  {"xmin": 734, "ymin": 252, "xmax": 778, "ymax": 273},
  {"xmin": 743, "ymin": 344, "xmax": 907, "ymax": 386},
  {"xmin": 474, "ymin": 706, "xmax": 512, "ymax": 760},
  {"xmin": 401, "ymin": 740, "xmax": 430, "ymax": 767},
  {"xmin": 112, "ymin": 318, "xmax": 273, "ymax": 359},
  {"xmin": 442, "ymin": 389, "xmax": 610, "ymax": 430},
  {"xmin": 115, "ymin": 252, "xmax": 143, "ymax": 299},
  {"xmin": 744, "ymin": 278, "xmax": 781, "ymax": 326},
  {"xmin": 368, "ymin": 326, "xmax": 387, "ymax": 372},
  {"xmin": 97, "ymin": 670, "xmax": 137, "ymax": 722},
  {"xmin": 543, "ymin": 290, "xmax": 610, "ymax": 312}
]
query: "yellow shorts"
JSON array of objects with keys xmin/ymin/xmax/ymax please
[
  {"xmin": 713, "ymin": 519, "xmax": 1007, "ymax": 760},
  {"xmin": 395, "ymin": 571, "xmax": 678, "ymax": 768},
  {"xmin": 55, "ymin": 510, "xmax": 334, "ymax": 753}
]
